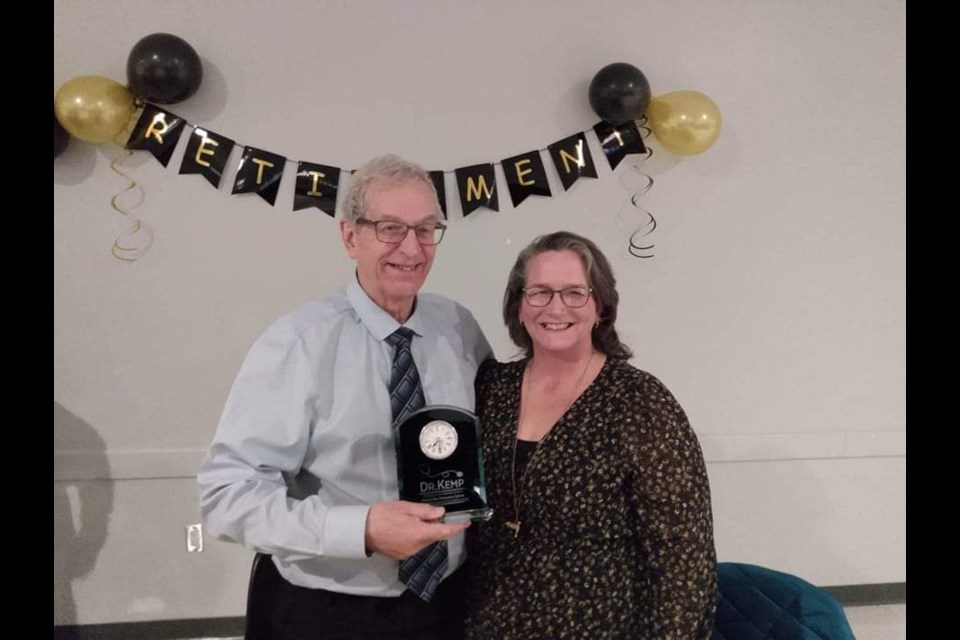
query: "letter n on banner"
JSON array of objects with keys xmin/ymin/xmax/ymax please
[
  {"xmin": 501, "ymin": 150, "xmax": 551, "ymax": 208},
  {"xmin": 125, "ymin": 104, "xmax": 186, "ymax": 167},
  {"xmin": 593, "ymin": 120, "xmax": 646, "ymax": 170},
  {"xmin": 294, "ymin": 162, "xmax": 341, "ymax": 217},
  {"xmin": 179, "ymin": 127, "xmax": 235, "ymax": 188},
  {"xmin": 455, "ymin": 164, "xmax": 498, "ymax": 217},
  {"xmin": 547, "ymin": 132, "xmax": 597, "ymax": 191}
]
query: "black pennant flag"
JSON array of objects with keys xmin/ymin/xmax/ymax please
[
  {"xmin": 455, "ymin": 164, "xmax": 498, "ymax": 217},
  {"xmin": 232, "ymin": 146, "xmax": 286, "ymax": 206},
  {"xmin": 179, "ymin": 127, "xmax": 235, "ymax": 188},
  {"xmin": 429, "ymin": 171, "xmax": 448, "ymax": 219},
  {"xmin": 125, "ymin": 104, "xmax": 186, "ymax": 167},
  {"xmin": 294, "ymin": 162, "xmax": 340, "ymax": 216},
  {"xmin": 502, "ymin": 150, "xmax": 551, "ymax": 208},
  {"xmin": 547, "ymin": 132, "xmax": 597, "ymax": 191},
  {"xmin": 593, "ymin": 120, "xmax": 646, "ymax": 170}
]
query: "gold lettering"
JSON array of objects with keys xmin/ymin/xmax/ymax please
[
  {"xmin": 252, "ymin": 158, "xmax": 275, "ymax": 185},
  {"xmin": 514, "ymin": 159, "xmax": 535, "ymax": 186},
  {"xmin": 559, "ymin": 140, "xmax": 586, "ymax": 174},
  {"xmin": 195, "ymin": 135, "xmax": 219, "ymax": 167},
  {"xmin": 466, "ymin": 174, "xmax": 494, "ymax": 202},
  {"xmin": 307, "ymin": 170, "xmax": 326, "ymax": 196},
  {"xmin": 144, "ymin": 113, "xmax": 172, "ymax": 144}
]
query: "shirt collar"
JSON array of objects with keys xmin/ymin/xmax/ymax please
[{"xmin": 346, "ymin": 273, "xmax": 425, "ymax": 341}]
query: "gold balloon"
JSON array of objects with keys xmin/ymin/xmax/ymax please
[
  {"xmin": 54, "ymin": 75, "xmax": 135, "ymax": 144},
  {"xmin": 647, "ymin": 90, "xmax": 722, "ymax": 156}
]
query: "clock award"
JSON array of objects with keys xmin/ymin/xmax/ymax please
[{"xmin": 394, "ymin": 405, "xmax": 493, "ymax": 523}]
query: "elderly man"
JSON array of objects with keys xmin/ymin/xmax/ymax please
[{"xmin": 198, "ymin": 154, "xmax": 492, "ymax": 639}]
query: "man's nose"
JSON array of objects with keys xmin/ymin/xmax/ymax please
[{"xmin": 397, "ymin": 227, "xmax": 424, "ymax": 254}]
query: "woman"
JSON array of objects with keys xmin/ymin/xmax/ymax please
[{"xmin": 466, "ymin": 231, "xmax": 717, "ymax": 639}]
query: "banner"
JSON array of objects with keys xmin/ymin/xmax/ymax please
[
  {"xmin": 232, "ymin": 146, "xmax": 286, "ymax": 206},
  {"xmin": 455, "ymin": 163, "xmax": 498, "ymax": 216},
  {"xmin": 429, "ymin": 170, "xmax": 448, "ymax": 219},
  {"xmin": 294, "ymin": 161, "xmax": 341, "ymax": 216},
  {"xmin": 501, "ymin": 150, "xmax": 551, "ymax": 208},
  {"xmin": 594, "ymin": 120, "xmax": 646, "ymax": 170},
  {"xmin": 178, "ymin": 127, "xmax": 235, "ymax": 188},
  {"xmin": 128, "ymin": 102, "xmax": 651, "ymax": 221},
  {"xmin": 125, "ymin": 105, "xmax": 186, "ymax": 167},
  {"xmin": 547, "ymin": 132, "xmax": 597, "ymax": 191}
]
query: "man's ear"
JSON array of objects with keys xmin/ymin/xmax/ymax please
[{"xmin": 340, "ymin": 219, "xmax": 358, "ymax": 258}]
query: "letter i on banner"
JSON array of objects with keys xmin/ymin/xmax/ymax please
[
  {"xmin": 232, "ymin": 146, "xmax": 287, "ymax": 206},
  {"xmin": 293, "ymin": 161, "xmax": 341, "ymax": 217},
  {"xmin": 179, "ymin": 127, "xmax": 236, "ymax": 188}
]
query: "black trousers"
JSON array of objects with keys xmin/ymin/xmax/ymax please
[{"xmin": 267, "ymin": 564, "xmax": 467, "ymax": 640}]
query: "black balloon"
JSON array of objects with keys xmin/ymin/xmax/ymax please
[
  {"xmin": 588, "ymin": 62, "xmax": 651, "ymax": 125},
  {"xmin": 127, "ymin": 33, "xmax": 203, "ymax": 104},
  {"xmin": 54, "ymin": 109, "xmax": 70, "ymax": 159}
]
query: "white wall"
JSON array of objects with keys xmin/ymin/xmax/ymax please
[{"xmin": 54, "ymin": 0, "xmax": 905, "ymax": 625}]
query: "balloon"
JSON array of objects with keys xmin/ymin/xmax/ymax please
[
  {"xmin": 54, "ymin": 76, "xmax": 135, "ymax": 143},
  {"xmin": 588, "ymin": 62, "xmax": 651, "ymax": 125},
  {"xmin": 647, "ymin": 90, "xmax": 722, "ymax": 156},
  {"xmin": 127, "ymin": 33, "xmax": 203, "ymax": 104},
  {"xmin": 54, "ymin": 108, "xmax": 70, "ymax": 158}
]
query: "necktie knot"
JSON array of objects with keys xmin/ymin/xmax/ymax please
[{"xmin": 386, "ymin": 327, "xmax": 415, "ymax": 348}]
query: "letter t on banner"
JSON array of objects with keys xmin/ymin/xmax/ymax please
[
  {"xmin": 232, "ymin": 146, "xmax": 287, "ymax": 206},
  {"xmin": 593, "ymin": 120, "xmax": 646, "ymax": 170}
]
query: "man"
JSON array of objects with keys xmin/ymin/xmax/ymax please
[{"xmin": 198, "ymin": 154, "xmax": 492, "ymax": 639}]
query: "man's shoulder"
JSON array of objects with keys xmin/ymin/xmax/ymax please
[
  {"xmin": 416, "ymin": 293, "xmax": 490, "ymax": 356},
  {"xmin": 262, "ymin": 288, "xmax": 353, "ymax": 343},
  {"xmin": 417, "ymin": 292, "xmax": 476, "ymax": 319}
]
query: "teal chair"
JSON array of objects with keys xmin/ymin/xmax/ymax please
[{"xmin": 713, "ymin": 563, "xmax": 855, "ymax": 640}]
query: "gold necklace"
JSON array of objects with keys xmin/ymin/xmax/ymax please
[{"xmin": 505, "ymin": 352, "xmax": 596, "ymax": 538}]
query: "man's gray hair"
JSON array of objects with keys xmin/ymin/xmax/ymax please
[{"xmin": 341, "ymin": 154, "xmax": 440, "ymax": 223}]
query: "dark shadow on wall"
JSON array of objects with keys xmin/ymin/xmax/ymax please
[{"xmin": 54, "ymin": 402, "xmax": 115, "ymax": 626}]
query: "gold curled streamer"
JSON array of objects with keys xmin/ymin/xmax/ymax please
[
  {"xmin": 108, "ymin": 147, "xmax": 153, "ymax": 262},
  {"xmin": 624, "ymin": 116, "xmax": 657, "ymax": 259}
]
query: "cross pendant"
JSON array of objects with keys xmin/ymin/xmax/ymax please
[{"xmin": 505, "ymin": 521, "xmax": 521, "ymax": 537}]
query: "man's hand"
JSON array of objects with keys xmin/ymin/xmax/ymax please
[{"xmin": 365, "ymin": 501, "xmax": 470, "ymax": 560}]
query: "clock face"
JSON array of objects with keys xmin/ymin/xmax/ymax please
[{"xmin": 418, "ymin": 420, "xmax": 459, "ymax": 460}]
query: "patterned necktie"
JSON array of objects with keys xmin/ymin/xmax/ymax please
[{"xmin": 386, "ymin": 327, "xmax": 448, "ymax": 602}]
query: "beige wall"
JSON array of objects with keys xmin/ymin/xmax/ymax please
[{"xmin": 54, "ymin": 0, "xmax": 905, "ymax": 625}]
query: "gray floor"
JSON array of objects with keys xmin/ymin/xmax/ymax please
[
  {"xmin": 184, "ymin": 604, "xmax": 906, "ymax": 640},
  {"xmin": 844, "ymin": 604, "xmax": 906, "ymax": 640}
]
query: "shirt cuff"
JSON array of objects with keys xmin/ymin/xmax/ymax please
[{"xmin": 322, "ymin": 505, "xmax": 372, "ymax": 559}]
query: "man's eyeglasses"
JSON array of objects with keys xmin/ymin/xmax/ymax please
[
  {"xmin": 354, "ymin": 217, "xmax": 447, "ymax": 246},
  {"xmin": 522, "ymin": 286, "xmax": 594, "ymax": 308}
]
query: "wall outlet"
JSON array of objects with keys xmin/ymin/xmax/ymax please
[{"xmin": 186, "ymin": 523, "xmax": 203, "ymax": 552}]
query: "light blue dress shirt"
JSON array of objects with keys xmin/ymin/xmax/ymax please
[{"xmin": 198, "ymin": 278, "xmax": 493, "ymax": 595}]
